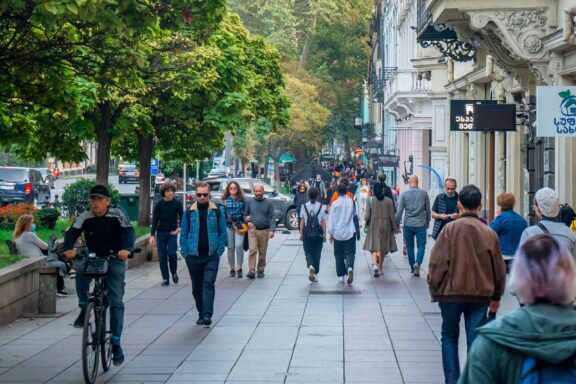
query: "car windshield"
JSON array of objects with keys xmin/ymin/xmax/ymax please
[
  {"xmin": 124, "ymin": 166, "xmax": 137, "ymax": 171},
  {"xmin": 0, "ymin": 168, "xmax": 27, "ymax": 182}
]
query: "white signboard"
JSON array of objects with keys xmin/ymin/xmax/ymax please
[{"xmin": 537, "ymin": 86, "xmax": 576, "ymax": 137}]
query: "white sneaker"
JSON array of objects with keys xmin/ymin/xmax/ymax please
[
  {"xmin": 313, "ymin": 275, "xmax": 318, "ymax": 282},
  {"xmin": 346, "ymin": 267, "xmax": 354, "ymax": 284},
  {"xmin": 338, "ymin": 276, "xmax": 345, "ymax": 283},
  {"xmin": 308, "ymin": 266, "xmax": 316, "ymax": 282}
]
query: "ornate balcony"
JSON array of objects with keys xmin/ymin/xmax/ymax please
[{"xmin": 424, "ymin": 0, "xmax": 556, "ymax": 71}]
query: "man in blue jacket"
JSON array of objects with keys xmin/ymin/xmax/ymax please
[{"xmin": 180, "ymin": 182, "xmax": 227, "ymax": 326}]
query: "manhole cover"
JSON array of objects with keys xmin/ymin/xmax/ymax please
[{"xmin": 310, "ymin": 289, "xmax": 361, "ymax": 295}]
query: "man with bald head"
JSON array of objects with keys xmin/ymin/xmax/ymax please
[
  {"xmin": 244, "ymin": 183, "xmax": 276, "ymax": 279},
  {"xmin": 395, "ymin": 175, "xmax": 430, "ymax": 276}
]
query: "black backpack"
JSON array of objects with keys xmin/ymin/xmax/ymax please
[
  {"xmin": 303, "ymin": 203, "xmax": 323, "ymax": 239},
  {"xmin": 559, "ymin": 203, "xmax": 576, "ymax": 227}
]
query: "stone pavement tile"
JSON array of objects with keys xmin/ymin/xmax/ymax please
[
  {"xmin": 0, "ymin": 344, "xmax": 47, "ymax": 368},
  {"xmin": 166, "ymin": 373, "xmax": 227, "ymax": 382},
  {"xmin": 173, "ymin": 360, "xmax": 236, "ymax": 374},
  {"xmin": 107, "ymin": 373, "xmax": 172, "ymax": 382},
  {"xmin": 392, "ymin": 339, "xmax": 441, "ymax": 351},
  {"xmin": 395, "ymin": 350, "xmax": 442, "ymax": 363},
  {"xmin": 345, "ymin": 335, "xmax": 392, "ymax": 351},
  {"xmin": 388, "ymin": 330, "xmax": 438, "ymax": 341},
  {"xmin": 344, "ymin": 362, "xmax": 403, "ymax": 383},
  {"xmin": 245, "ymin": 325, "xmax": 298, "ymax": 350},
  {"xmin": 290, "ymin": 345, "xmax": 343, "ymax": 366},
  {"xmin": 126, "ymin": 355, "xmax": 184, "ymax": 368},
  {"xmin": 344, "ymin": 350, "xmax": 397, "ymax": 362},
  {"xmin": 399, "ymin": 361, "xmax": 443, "ymax": 375},
  {"xmin": 216, "ymin": 315, "xmax": 262, "ymax": 326},
  {"xmin": 124, "ymin": 298, "xmax": 164, "ymax": 314},
  {"xmin": 0, "ymin": 366, "xmax": 63, "ymax": 382},
  {"xmin": 119, "ymin": 367, "xmax": 177, "ymax": 374},
  {"xmin": 260, "ymin": 314, "xmax": 302, "ymax": 324},
  {"xmin": 301, "ymin": 315, "xmax": 342, "ymax": 327},
  {"xmin": 286, "ymin": 366, "xmax": 344, "ymax": 383}
]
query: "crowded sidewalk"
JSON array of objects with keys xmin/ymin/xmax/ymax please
[{"xmin": 0, "ymin": 231, "xmax": 518, "ymax": 383}]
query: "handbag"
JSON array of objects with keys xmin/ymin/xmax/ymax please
[{"xmin": 233, "ymin": 223, "xmax": 248, "ymax": 235}]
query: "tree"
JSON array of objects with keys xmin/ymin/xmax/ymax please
[
  {"xmin": 113, "ymin": 13, "xmax": 289, "ymax": 225},
  {"xmin": 0, "ymin": 0, "xmax": 228, "ymax": 182}
]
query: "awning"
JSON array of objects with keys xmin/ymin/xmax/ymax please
[{"xmin": 269, "ymin": 154, "xmax": 295, "ymax": 165}]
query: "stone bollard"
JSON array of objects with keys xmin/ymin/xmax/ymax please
[{"xmin": 38, "ymin": 264, "xmax": 58, "ymax": 314}]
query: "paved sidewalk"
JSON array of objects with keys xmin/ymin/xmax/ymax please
[{"xmin": 0, "ymin": 232, "xmax": 518, "ymax": 383}]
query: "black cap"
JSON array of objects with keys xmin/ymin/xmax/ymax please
[{"xmin": 89, "ymin": 184, "xmax": 111, "ymax": 198}]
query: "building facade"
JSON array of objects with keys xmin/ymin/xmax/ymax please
[{"xmin": 367, "ymin": 0, "xmax": 576, "ymax": 222}]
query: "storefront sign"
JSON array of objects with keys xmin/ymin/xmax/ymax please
[
  {"xmin": 450, "ymin": 100, "xmax": 496, "ymax": 131},
  {"xmin": 537, "ymin": 86, "xmax": 576, "ymax": 137}
]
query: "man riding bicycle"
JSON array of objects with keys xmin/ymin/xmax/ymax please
[{"xmin": 64, "ymin": 185, "xmax": 135, "ymax": 366}]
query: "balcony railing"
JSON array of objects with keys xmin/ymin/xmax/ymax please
[{"xmin": 417, "ymin": 0, "xmax": 431, "ymax": 37}]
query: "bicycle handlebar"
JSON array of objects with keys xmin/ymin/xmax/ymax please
[{"xmin": 69, "ymin": 247, "xmax": 141, "ymax": 260}]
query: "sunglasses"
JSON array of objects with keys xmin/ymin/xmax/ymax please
[{"xmin": 196, "ymin": 193, "xmax": 209, "ymax": 197}]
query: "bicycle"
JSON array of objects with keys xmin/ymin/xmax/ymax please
[{"xmin": 74, "ymin": 247, "xmax": 140, "ymax": 384}]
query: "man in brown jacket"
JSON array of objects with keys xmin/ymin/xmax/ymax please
[{"xmin": 427, "ymin": 184, "xmax": 506, "ymax": 384}]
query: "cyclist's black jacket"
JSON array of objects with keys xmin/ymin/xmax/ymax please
[{"xmin": 64, "ymin": 206, "xmax": 135, "ymax": 256}]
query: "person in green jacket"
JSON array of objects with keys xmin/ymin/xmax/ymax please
[{"xmin": 460, "ymin": 234, "xmax": 576, "ymax": 384}]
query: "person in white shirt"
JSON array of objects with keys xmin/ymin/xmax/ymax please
[
  {"xmin": 327, "ymin": 184, "xmax": 358, "ymax": 284},
  {"xmin": 354, "ymin": 178, "xmax": 371, "ymax": 234}
]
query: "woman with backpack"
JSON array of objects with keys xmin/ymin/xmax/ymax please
[
  {"xmin": 459, "ymin": 234, "xmax": 576, "ymax": 384},
  {"xmin": 363, "ymin": 183, "xmax": 398, "ymax": 277},
  {"xmin": 299, "ymin": 187, "xmax": 326, "ymax": 282},
  {"xmin": 222, "ymin": 181, "xmax": 247, "ymax": 278}
]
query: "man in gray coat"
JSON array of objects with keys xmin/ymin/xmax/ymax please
[{"xmin": 396, "ymin": 175, "xmax": 430, "ymax": 276}]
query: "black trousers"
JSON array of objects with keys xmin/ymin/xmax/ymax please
[
  {"xmin": 303, "ymin": 237, "xmax": 323, "ymax": 274},
  {"xmin": 185, "ymin": 255, "xmax": 220, "ymax": 319}
]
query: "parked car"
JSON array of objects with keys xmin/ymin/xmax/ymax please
[
  {"xmin": 204, "ymin": 178, "xmax": 299, "ymax": 230},
  {"xmin": 0, "ymin": 167, "xmax": 51, "ymax": 205},
  {"xmin": 34, "ymin": 167, "xmax": 55, "ymax": 189},
  {"xmin": 154, "ymin": 172, "xmax": 167, "ymax": 186},
  {"xmin": 118, "ymin": 165, "xmax": 139, "ymax": 184}
]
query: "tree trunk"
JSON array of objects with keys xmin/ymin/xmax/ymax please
[
  {"xmin": 342, "ymin": 133, "xmax": 352, "ymax": 161},
  {"xmin": 273, "ymin": 161, "xmax": 281, "ymax": 191},
  {"xmin": 298, "ymin": 14, "xmax": 317, "ymax": 71},
  {"xmin": 95, "ymin": 103, "xmax": 113, "ymax": 185},
  {"xmin": 137, "ymin": 133, "xmax": 153, "ymax": 226},
  {"xmin": 263, "ymin": 155, "xmax": 269, "ymax": 184},
  {"xmin": 241, "ymin": 158, "xmax": 246, "ymax": 178}
]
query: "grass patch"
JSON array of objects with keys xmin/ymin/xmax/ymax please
[
  {"xmin": 0, "ymin": 255, "xmax": 26, "ymax": 268},
  {"xmin": 0, "ymin": 221, "xmax": 70, "ymax": 256},
  {"xmin": 131, "ymin": 221, "xmax": 150, "ymax": 238},
  {"xmin": 0, "ymin": 220, "xmax": 149, "ymax": 257}
]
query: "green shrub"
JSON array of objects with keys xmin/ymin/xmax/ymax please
[
  {"xmin": 35, "ymin": 208, "xmax": 60, "ymax": 229},
  {"xmin": 62, "ymin": 179, "xmax": 120, "ymax": 217}
]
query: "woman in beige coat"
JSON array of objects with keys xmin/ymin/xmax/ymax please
[{"xmin": 363, "ymin": 183, "xmax": 398, "ymax": 277}]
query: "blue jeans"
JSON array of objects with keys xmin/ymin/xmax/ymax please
[
  {"xmin": 75, "ymin": 259, "xmax": 126, "ymax": 345},
  {"xmin": 403, "ymin": 225, "xmax": 427, "ymax": 269},
  {"xmin": 334, "ymin": 237, "xmax": 356, "ymax": 277},
  {"xmin": 156, "ymin": 231, "xmax": 178, "ymax": 281},
  {"xmin": 185, "ymin": 255, "xmax": 220, "ymax": 319},
  {"xmin": 438, "ymin": 302, "xmax": 488, "ymax": 384}
]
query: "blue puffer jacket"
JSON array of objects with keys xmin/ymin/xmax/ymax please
[
  {"xmin": 490, "ymin": 209, "xmax": 528, "ymax": 256},
  {"xmin": 180, "ymin": 202, "xmax": 227, "ymax": 258}
]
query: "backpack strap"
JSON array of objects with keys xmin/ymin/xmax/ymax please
[
  {"xmin": 316, "ymin": 203, "xmax": 323, "ymax": 216},
  {"xmin": 538, "ymin": 222, "xmax": 551, "ymax": 234},
  {"xmin": 303, "ymin": 203, "xmax": 310, "ymax": 217}
]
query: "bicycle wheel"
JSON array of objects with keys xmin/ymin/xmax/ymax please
[
  {"xmin": 101, "ymin": 306, "xmax": 112, "ymax": 371},
  {"xmin": 82, "ymin": 302, "xmax": 100, "ymax": 384}
]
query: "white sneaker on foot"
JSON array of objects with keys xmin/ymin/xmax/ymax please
[
  {"xmin": 346, "ymin": 267, "xmax": 354, "ymax": 284},
  {"xmin": 338, "ymin": 276, "xmax": 345, "ymax": 283},
  {"xmin": 313, "ymin": 275, "xmax": 318, "ymax": 282},
  {"xmin": 413, "ymin": 263, "xmax": 420, "ymax": 277},
  {"xmin": 308, "ymin": 266, "xmax": 316, "ymax": 282}
]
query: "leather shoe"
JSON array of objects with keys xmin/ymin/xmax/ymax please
[
  {"xmin": 172, "ymin": 272, "xmax": 179, "ymax": 284},
  {"xmin": 112, "ymin": 344, "xmax": 125, "ymax": 366},
  {"xmin": 161, "ymin": 280, "xmax": 169, "ymax": 286},
  {"xmin": 202, "ymin": 317, "xmax": 212, "ymax": 326},
  {"xmin": 196, "ymin": 317, "xmax": 205, "ymax": 325},
  {"xmin": 73, "ymin": 309, "xmax": 86, "ymax": 328}
]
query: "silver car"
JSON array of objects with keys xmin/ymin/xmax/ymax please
[{"xmin": 205, "ymin": 178, "xmax": 299, "ymax": 230}]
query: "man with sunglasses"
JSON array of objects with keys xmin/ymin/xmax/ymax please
[
  {"xmin": 63, "ymin": 184, "xmax": 135, "ymax": 366},
  {"xmin": 180, "ymin": 182, "xmax": 227, "ymax": 326}
]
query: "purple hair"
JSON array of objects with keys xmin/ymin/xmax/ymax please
[{"xmin": 511, "ymin": 234, "xmax": 576, "ymax": 306}]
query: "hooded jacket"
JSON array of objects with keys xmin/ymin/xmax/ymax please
[{"xmin": 459, "ymin": 304, "xmax": 576, "ymax": 384}]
